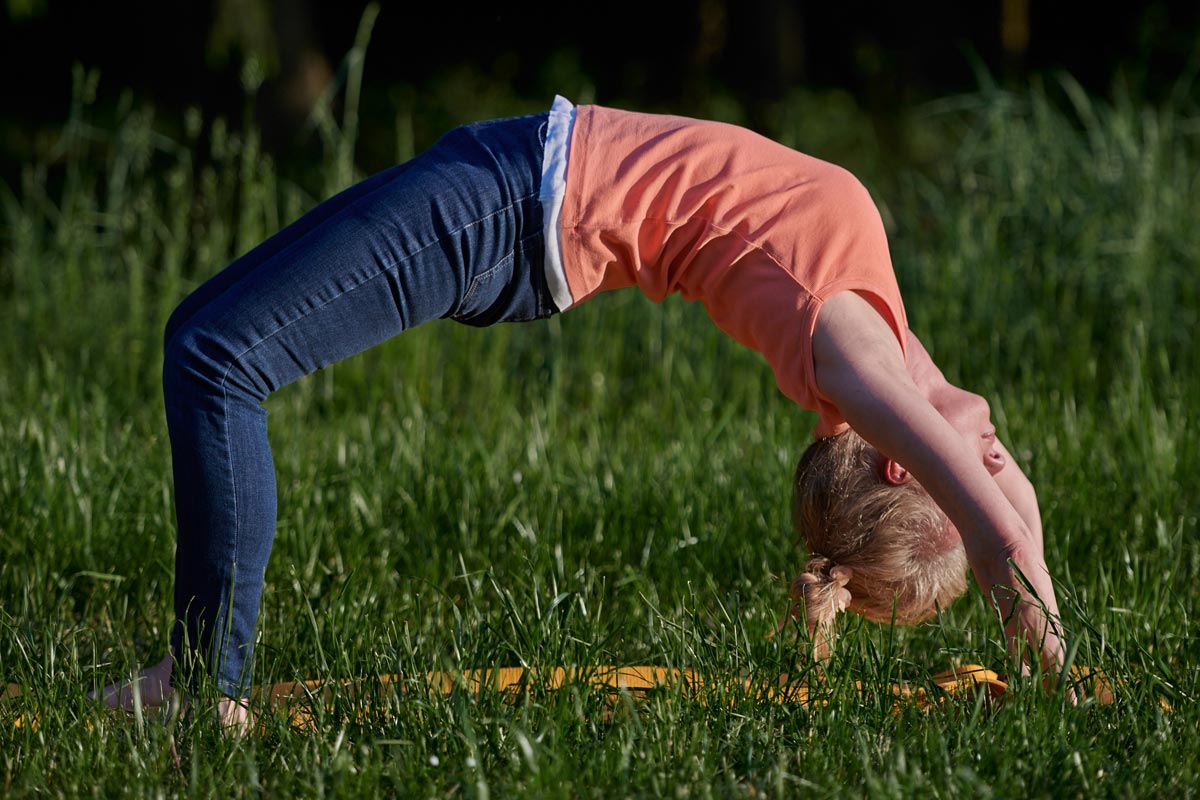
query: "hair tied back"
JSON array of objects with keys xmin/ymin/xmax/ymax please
[{"xmin": 789, "ymin": 556, "xmax": 854, "ymax": 659}]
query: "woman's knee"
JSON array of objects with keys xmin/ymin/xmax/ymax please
[
  {"xmin": 163, "ymin": 294, "xmax": 202, "ymax": 356},
  {"xmin": 162, "ymin": 317, "xmax": 269, "ymax": 409},
  {"xmin": 162, "ymin": 317, "xmax": 210, "ymax": 408}
]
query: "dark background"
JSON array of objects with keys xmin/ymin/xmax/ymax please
[{"xmin": 2, "ymin": 0, "xmax": 1197, "ymax": 171}]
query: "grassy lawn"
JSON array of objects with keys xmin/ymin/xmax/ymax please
[{"xmin": 1, "ymin": 69, "xmax": 1196, "ymax": 797}]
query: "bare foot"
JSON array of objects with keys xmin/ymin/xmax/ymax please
[
  {"xmin": 91, "ymin": 653, "xmax": 255, "ymax": 733},
  {"xmin": 91, "ymin": 653, "xmax": 175, "ymax": 711},
  {"xmin": 218, "ymin": 695, "xmax": 254, "ymax": 735}
]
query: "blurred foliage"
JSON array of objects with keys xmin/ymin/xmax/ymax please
[
  {"xmin": 207, "ymin": 0, "xmax": 279, "ymax": 76},
  {"xmin": 4, "ymin": 0, "xmax": 45, "ymax": 20}
]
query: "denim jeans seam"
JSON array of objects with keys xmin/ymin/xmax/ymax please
[{"xmin": 218, "ymin": 381, "xmax": 239, "ymax": 686}]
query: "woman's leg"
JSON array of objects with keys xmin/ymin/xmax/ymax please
[
  {"xmin": 163, "ymin": 161, "xmax": 418, "ymax": 346},
  {"xmin": 163, "ymin": 114, "xmax": 552, "ymax": 696}
]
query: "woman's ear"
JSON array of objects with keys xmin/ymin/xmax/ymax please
[{"xmin": 881, "ymin": 457, "xmax": 912, "ymax": 485}]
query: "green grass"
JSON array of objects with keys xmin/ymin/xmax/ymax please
[{"xmin": 1, "ymin": 62, "xmax": 1198, "ymax": 797}]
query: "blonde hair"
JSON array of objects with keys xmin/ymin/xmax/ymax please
[{"xmin": 789, "ymin": 429, "xmax": 968, "ymax": 659}]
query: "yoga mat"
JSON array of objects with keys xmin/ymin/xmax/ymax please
[
  {"xmin": 255, "ymin": 663, "xmax": 1011, "ymax": 731},
  {"xmin": 6, "ymin": 663, "xmax": 1141, "ymax": 733}
]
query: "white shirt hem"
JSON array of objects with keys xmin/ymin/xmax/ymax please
[{"xmin": 540, "ymin": 94, "xmax": 577, "ymax": 312}]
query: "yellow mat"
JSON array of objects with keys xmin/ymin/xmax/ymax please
[
  {"xmin": 5, "ymin": 663, "xmax": 1133, "ymax": 732},
  {"xmin": 257, "ymin": 664, "xmax": 1017, "ymax": 730}
]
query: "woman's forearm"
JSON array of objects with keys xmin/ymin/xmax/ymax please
[{"xmin": 991, "ymin": 439, "xmax": 1044, "ymax": 551}]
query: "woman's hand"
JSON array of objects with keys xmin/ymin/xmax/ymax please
[{"xmin": 90, "ymin": 652, "xmax": 253, "ymax": 733}]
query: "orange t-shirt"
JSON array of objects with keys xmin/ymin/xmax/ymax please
[{"xmin": 558, "ymin": 103, "xmax": 909, "ymax": 436}]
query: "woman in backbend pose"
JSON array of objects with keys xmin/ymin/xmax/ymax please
[{"xmin": 96, "ymin": 95, "xmax": 1067, "ymax": 727}]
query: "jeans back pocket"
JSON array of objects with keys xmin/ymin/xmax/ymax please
[{"xmin": 451, "ymin": 232, "xmax": 553, "ymax": 327}]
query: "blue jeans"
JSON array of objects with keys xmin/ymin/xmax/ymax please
[{"xmin": 163, "ymin": 112, "xmax": 555, "ymax": 695}]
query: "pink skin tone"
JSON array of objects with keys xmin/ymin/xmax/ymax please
[{"xmin": 813, "ymin": 291, "xmax": 1065, "ymax": 676}]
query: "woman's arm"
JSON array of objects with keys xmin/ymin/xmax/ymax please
[
  {"xmin": 811, "ymin": 292, "xmax": 1066, "ymax": 672},
  {"xmin": 901, "ymin": 328, "xmax": 1046, "ymax": 552},
  {"xmin": 990, "ymin": 438, "xmax": 1044, "ymax": 552}
]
